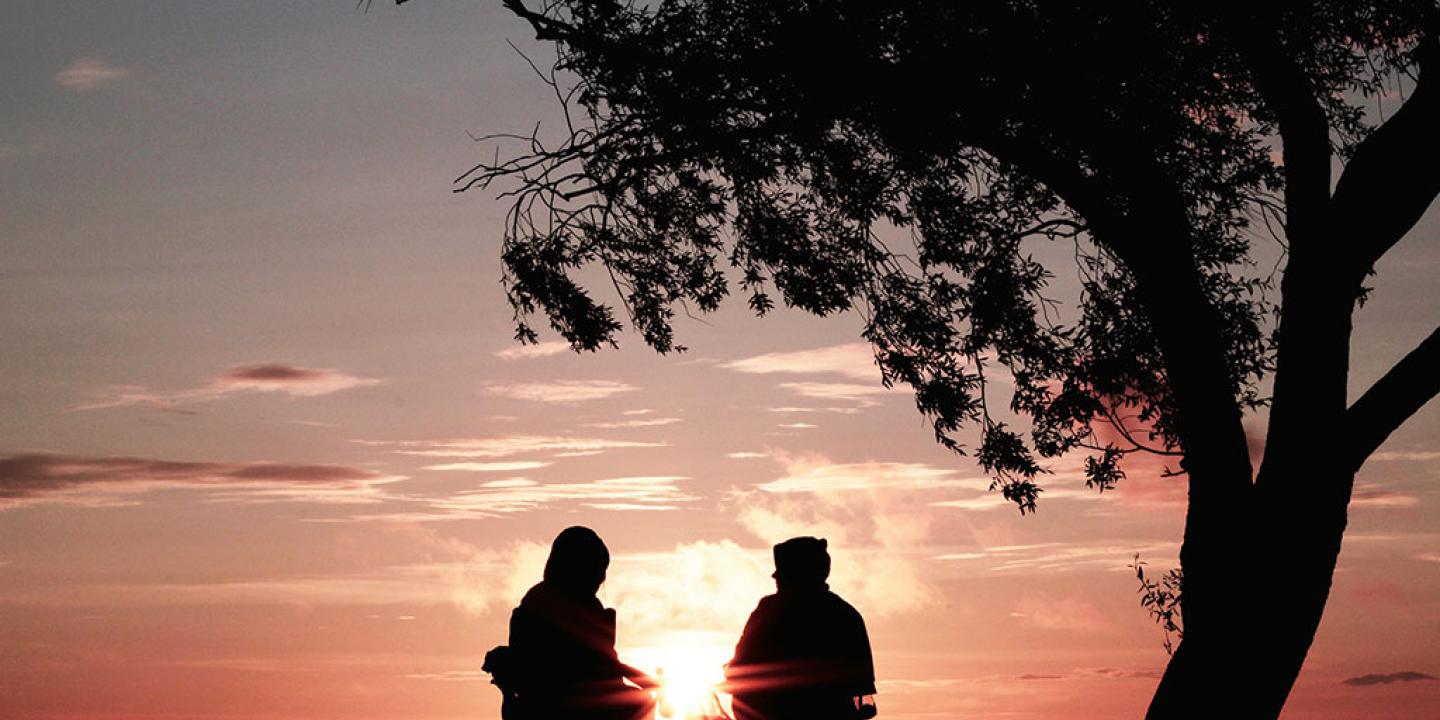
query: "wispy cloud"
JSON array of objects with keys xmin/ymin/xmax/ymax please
[
  {"xmin": 485, "ymin": 380, "xmax": 636, "ymax": 403},
  {"xmin": 0, "ymin": 453, "xmax": 402, "ymax": 510},
  {"xmin": 727, "ymin": 452, "xmax": 768, "ymax": 459},
  {"xmin": 933, "ymin": 539, "xmax": 1179, "ymax": 575},
  {"xmin": 723, "ymin": 343, "xmax": 878, "ymax": 381},
  {"xmin": 779, "ymin": 382, "xmax": 890, "ymax": 405},
  {"xmin": 399, "ymin": 671, "xmax": 489, "ymax": 682},
  {"xmin": 420, "ymin": 461, "xmax": 550, "ymax": 472},
  {"xmin": 585, "ymin": 417, "xmax": 683, "ymax": 429},
  {"xmin": 76, "ymin": 364, "xmax": 380, "ymax": 411},
  {"xmin": 1350, "ymin": 482, "xmax": 1420, "ymax": 509},
  {"xmin": 493, "ymin": 341, "xmax": 572, "ymax": 360},
  {"xmin": 55, "ymin": 56, "xmax": 128, "ymax": 91},
  {"xmin": 350, "ymin": 476, "xmax": 696, "ymax": 520},
  {"xmin": 370, "ymin": 435, "xmax": 665, "ymax": 459},
  {"xmin": 767, "ymin": 406, "xmax": 862, "ymax": 415},
  {"xmin": 1369, "ymin": 451, "xmax": 1440, "ymax": 462},
  {"xmin": 1011, "ymin": 594, "xmax": 1115, "ymax": 633},
  {"xmin": 1342, "ymin": 671, "xmax": 1437, "ymax": 686},
  {"xmin": 755, "ymin": 458, "xmax": 983, "ymax": 494}
]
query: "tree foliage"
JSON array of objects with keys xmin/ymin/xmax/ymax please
[{"xmin": 464, "ymin": 0, "xmax": 1432, "ymax": 512}]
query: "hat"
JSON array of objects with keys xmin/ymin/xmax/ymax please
[{"xmin": 772, "ymin": 536, "xmax": 830, "ymax": 582}]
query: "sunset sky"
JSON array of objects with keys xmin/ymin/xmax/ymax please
[{"xmin": 3, "ymin": 3, "xmax": 1439, "ymax": 719}]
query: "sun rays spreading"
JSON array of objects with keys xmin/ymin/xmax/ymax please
[{"xmin": 624, "ymin": 632, "xmax": 735, "ymax": 719}]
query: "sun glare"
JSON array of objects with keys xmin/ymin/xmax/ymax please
[{"xmin": 625, "ymin": 633, "xmax": 734, "ymax": 720}]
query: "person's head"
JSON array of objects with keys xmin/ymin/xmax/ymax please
[
  {"xmin": 772, "ymin": 536, "xmax": 830, "ymax": 590},
  {"xmin": 543, "ymin": 526, "xmax": 610, "ymax": 596}
]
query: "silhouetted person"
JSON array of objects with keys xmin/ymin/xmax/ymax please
[
  {"xmin": 726, "ymin": 537, "xmax": 877, "ymax": 720},
  {"xmin": 484, "ymin": 526, "xmax": 656, "ymax": 720}
]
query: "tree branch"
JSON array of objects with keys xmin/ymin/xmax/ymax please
[
  {"xmin": 498, "ymin": 0, "xmax": 575, "ymax": 41},
  {"xmin": 1331, "ymin": 29, "xmax": 1440, "ymax": 277},
  {"xmin": 1346, "ymin": 325, "xmax": 1440, "ymax": 472},
  {"xmin": 1235, "ymin": 13, "xmax": 1332, "ymax": 247}
]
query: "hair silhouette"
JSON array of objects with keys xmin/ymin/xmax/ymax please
[{"xmin": 544, "ymin": 525, "xmax": 610, "ymax": 597}]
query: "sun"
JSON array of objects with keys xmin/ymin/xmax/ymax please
[{"xmin": 624, "ymin": 632, "xmax": 735, "ymax": 719}]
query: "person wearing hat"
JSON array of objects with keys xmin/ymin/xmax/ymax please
[{"xmin": 725, "ymin": 537, "xmax": 878, "ymax": 720}]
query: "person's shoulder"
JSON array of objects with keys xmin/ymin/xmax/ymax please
[
  {"xmin": 748, "ymin": 592, "xmax": 782, "ymax": 615},
  {"xmin": 824, "ymin": 590, "xmax": 865, "ymax": 619},
  {"xmin": 517, "ymin": 581, "xmax": 551, "ymax": 609}
]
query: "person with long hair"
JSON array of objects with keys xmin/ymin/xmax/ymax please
[{"xmin": 488, "ymin": 526, "xmax": 656, "ymax": 720}]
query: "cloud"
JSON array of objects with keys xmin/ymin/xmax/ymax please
[
  {"xmin": 0, "ymin": 453, "xmax": 402, "ymax": 510},
  {"xmin": 585, "ymin": 417, "xmax": 683, "ymax": 429},
  {"xmin": 373, "ymin": 435, "xmax": 665, "ymax": 459},
  {"xmin": 733, "ymin": 454, "xmax": 970, "ymax": 616},
  {"xmin": 1076, "ymin": 667, "xmax": 1163, "ymax": 680},
  {"xmin": 493, "ymin": 341, "xmax": 573, "ymax": 360},
  {"xmin": 349, "ymin": 476, "xmax": 697, "ymax": 520},
  {"xmin": 485, "ymin": 380, "xmax": 637, "ymax": 403},
  {"xmin": 1369, "ymin": 451, "xmax": 1440, "ymax": 462},
  {"xmin": 480, "ymin": 478, "xmax": 537, "ymax": 488},
  {"xmin": 754, "ymin": 457, "xmax": 983, "ymax": 494},
  {"xmin": 420, "ymin": 461, "xmax": 550, "ymax": 472},
  {"xmin": 1350, "ymin": 483, "xmax": 1419, "ymax": 509},
  {"xmin": 76, "ymin": 364, "xmax": 380, "ymax": 410},
  {"xmin": 776, "ymin": 422, "xmax": 817, "ymax": 429},
  {"xmin": 727, "ymin": 452, "xmax": 768, "ymax": 459},
  {"xmin": 723, "ymin": 343, "xmax": 878, "ymax": 381},
  {"xmin": 55, "ymin": 57, "xmax": 128, "ymax": 91},
  {"xmin": 1011, "ymin": 594, "xmax": 1115, "ymax": 633},
  {"xmin": 1342, "ymin": 671, "xmax": 1437, "ymax": 686},
  {"xmin": 399, "ymin": 671, "xmax": 489, "ymax": 682},
  {"xmin": 606, "ymin": 541, "xmax": 773, "ymax": 642},
  {"xmin": 778, "ymin": 382, "xmax": 889, "ymax": 405},
  {"xmin": 933, "ymin": 540, "xmax": 1179, "ymax": 575},
  {"xmin": 214, "ymin": 364, "xmax": 379, "ymax": 396}
]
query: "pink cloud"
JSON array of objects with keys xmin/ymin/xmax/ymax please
[
  {"xmin": 213, "ymin": 364, "xmax": 380, "ymax": 396},
  {"xmin": 493, "ymin": 341, "xmax": 572, "ymax": 360},
  {"xmin": 76, "ymin": 364, "xmax": 380, "ymax": 410},
  {"xmin": 0, "ymin": 453, "xmax": 402, "ymax": 510},
  {"xmin": 723, "ymin": 343, "xmax": 879, "ymax": 381},
  {"xmin": 1011, "ymin": 594, "xmax": 1115, "ymax": 633},
  {"xmin": 374, "ymin": 434, "xmax": 664, "ymax": 459},
  {"xmin": 484, "ymin": 380, "xmax": 637, "ymax": 403}
]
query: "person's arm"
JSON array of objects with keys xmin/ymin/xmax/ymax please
[
  {"xmin": 849, "ymin": 609, "xmax": 878, "ymax": 696},
  {"xmin": 725, "ymin": 600, "xmax": 772, "ymax": 690},
  {"xmin": 620, "ymin": 661, "xmax": 659, "ymax": 689}
]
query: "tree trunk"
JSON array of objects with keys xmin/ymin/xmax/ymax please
[{"xmin": 1145, "ymin": 463, "xmax": 1353, "ymax": 720}]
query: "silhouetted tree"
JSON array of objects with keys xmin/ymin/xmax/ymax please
[{"xmin": 426, "ymin": 1, "xmax": 1440, "ymax": 717}]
